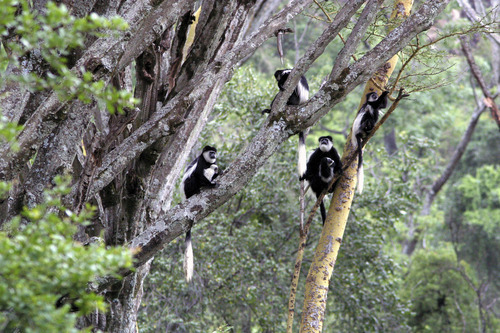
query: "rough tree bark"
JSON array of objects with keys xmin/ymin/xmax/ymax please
[
  {"xmin": 0, "ymin": 0, "xmax": 453, "ymax": 331},
  {"xmin": 1, "ymin": 1, "xmax": 313, "ymax": 331}
]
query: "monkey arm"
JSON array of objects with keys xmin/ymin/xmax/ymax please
[
  {"xmin": 198, "ymin": 173, "xmax": 217, "ymax": 187},
  {"xmin": 330, "ymin": 148, "xmax": 343, "ymax": 175},
  {"xmin": 301, "ymin": 150, "xmax": 320, "ymax": 181}
]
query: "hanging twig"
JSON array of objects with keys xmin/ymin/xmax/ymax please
[{"xmin": 276, "ymin": 28, "xmax": 294, "ymax": 65}]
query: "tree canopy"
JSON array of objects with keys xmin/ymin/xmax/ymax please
[{"xmin": 1, "ymin": 0, "xmax": 499, "ymax": 332}]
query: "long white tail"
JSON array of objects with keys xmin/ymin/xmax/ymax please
[
  {"xmin": 357, "ymin": 164, "xmax": 364, "ymax": 194},
  {"xmin": 183, "ymin": 231, "xmax": 193, "ymax": 283},
  {"xmin": 354, "ymin": 135, "xmax": 364, "ymax": 194},
  {"xmin": 298, "ymin": 131, "xmax": 306, "ymax": 178}
]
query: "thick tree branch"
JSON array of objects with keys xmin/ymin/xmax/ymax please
[
  {"xmin": 0, "ymin": 0, "xmax": 194, "ymax": 181},
  {"xmin": 286, "ymin": 2, "xmax": 382, "ymax": 330},
  {"xmin": 89, "ymin": 0, "xmax": 451, "ymax": 298},
  {"xmin": 127, "ymin": 0, "xmax": 452, "ymax": 271},
  {"xmin": 269, "ymin": 0, "xmax": 367, "ymax": 120},
  {"xmin": 138, "ymin": 1, "xmax": 267, "ymax": 223},
  {"xmin": 292, "ymin": 0, "xmax": 451, "ymax": 132},
  {"xmin": 0, "ymin": 65, "xmax": 31, "ymax": 123},
  {"xmin": 330, "ymin": 0, "xmax": 383, "ymax": 78},
  {"xmin": 299, "ymin": 1, "xmax": 453, "ymax": 330},
  {"xmin": 84, "ymin": 0, "xmax": 314, "ymax": 197}
]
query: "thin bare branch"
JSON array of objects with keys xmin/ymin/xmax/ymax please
[
  {"xmin": 460, "ymin": 35, "xmax": 500, "ymax": 129},
  {"xmin": 422, "ymin": 95, "xmax": 496, "ymax": 214}
]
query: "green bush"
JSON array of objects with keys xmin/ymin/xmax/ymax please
[{"xmin": 0, "ymin": 176, "xmax": 132, "ymax": 332}]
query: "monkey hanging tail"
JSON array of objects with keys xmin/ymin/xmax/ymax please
[
  {"xmin": 298, "ymin": 131, "xmax": 307, "ymax": 178},
  {"xmin": 319, "ymin": 200, "xmax": 327, "ymax": 225},
  {"xmin": 356, "ymin": 160, "xmax": 364, "ymax": 195},
  {"xmin": 183, "ymin": 229, "xmax": 194, "ymax": 283},
  {"xmin": 351, "ymin": 107, "xmax": 366, "ymax": 194},
  {"xmin": 354, "ymin": 135, "xmax": 364, "ymax": 194}
]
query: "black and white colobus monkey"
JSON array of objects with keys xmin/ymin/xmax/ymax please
[
  {"xmin": 299, "ymin": 136, "xmax": 342, "ymax": 224},
  {"xmin": 262, "ymin": 69, "xmax": 310, "ymax": 183},
  {"xmin": 181, "ymin": 145, "xmax": 219, "ymax": 282},
  {"xmin": 351, "ymin": 91, "xmax": 389, "ymax": 194},
  {"xmin": 262, "ymin": 69, "xmax": 309, "ymax": 114}
]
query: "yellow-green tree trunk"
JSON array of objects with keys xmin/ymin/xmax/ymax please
[{"xmin": 299, "ymin": 1, "xmax": 413, "ymax": 332}]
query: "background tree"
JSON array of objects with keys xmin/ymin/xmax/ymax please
[{"xmin": 1, "ymin": 0, "xmax": 499, "ymax": 332}]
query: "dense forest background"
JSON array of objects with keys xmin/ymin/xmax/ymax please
[
  {"xmin": 137, "ymin": 2, "xmax": 500, "ymax": 332},
  {"xmin": 0, "ymin": 0, "xmax": 499, "ymax": 332}
]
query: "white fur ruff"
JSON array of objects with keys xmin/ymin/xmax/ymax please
[
  {"xmin": 351, "ymin": 111, "xmax": 364, "ymax": 147},
  {"xmin": 203, "ymin": 164, "xmax": 218, "ymax": 182},
  {"xmin": 203, "ymin": 151, "xmax": 216, "ymax": 164},
  {"xmin": 280, "ymin": 69, "xmax": 291, "ymax": 77},
  {"xmin": 319, "ymin": 141, "xmax": 333, "ymax": 152},
  {"xmin": 181, "ymin": 162, "xmax": 197, "ymax": 198},
  {"xmin": 296, "ymin": 81, "xmax": 309, "ymax": 104},
  {"xmin": 321, "ymin": 174, "xmax": 334, "ymax": 184},
  {"xmin": 182, "ymin": 162, "xmax": 197, "ymax": 182},
  {"xmin": 184, "ymin": 238, "xmax": 194, "ymax": 283}
]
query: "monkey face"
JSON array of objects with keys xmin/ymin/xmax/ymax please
[
  {"xmin": 274, "ymin": 69, "xmax": 291, "ymax": 82},
  {"xmin": 202, "ymin": 145, "xmax": 217, "ymax": 163},
  {"xmin": 366, "ymin": 92, "xmax": 379, "ymax": 102},
  {"xmin": 319, "ymin": 136, "xmax": 333, "ymax": 152},
  {"xmin": 203, "ymin": 149, "xmax": 217, "ymax": 164},
  {"xmin": 319, "ymin": 136, "xmax": 333, "ymax": 144}
]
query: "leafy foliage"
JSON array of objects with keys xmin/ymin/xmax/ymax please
[
  {"xmin": 0, "ymin": 3, "xmax": 141, "ymax": 331},
  {"xmin": 438, "ymin": 165, "xmax": 500, "ymax": 332},
  {"xmin": 1, "ymin": 0, "xmax": 499, "ymax": 332},
  {"xmin": 0, "ymin": 0, "xmax": 137, "ymax": 114},
  {"xmin": 139, "ymin": 65, "xmax": 411, "ymax": 332},
  {"xmin": 401, "ymin": 248, "xmax": 479, "ymax": 332},
  {"xmin": 457, "ymin": 165, "xmax": 500, "ymax": 235},
  {"xmin": 0, "ymin": 176, "xmax": 132, "ymax": 332}
]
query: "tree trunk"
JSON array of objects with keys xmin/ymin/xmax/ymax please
[
  {"xmin": 0, "ymin": 0, "xmax": 454, "ymax": 331},
  {"xmin": 74, "ymin": 1, "xmax": 299, "ymax": 330},
  {"xmin": 299, "ymin": 0, "xmax": 417, "ymax": 331}
]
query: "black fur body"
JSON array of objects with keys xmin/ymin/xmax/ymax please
[
  {"xmin": 263, "ymin": 69, "xmax": 311, "ymax": 186},
  {"xmin": 181, "ymin": 145, "xmax": 219, "ymax": 282},
  {"xmin": 351, "ymin": 91, "xmax": 389, "ymax": 193},
  {"xmin": 263, "ymin": 69, "xmax": 309, "ymax": 113},
  {"xmin": 182, "ymin": 146, "xmax": 219, "ymax": 198},
  {"xmin": 300, "ymin": 136, "xmax": 342, "ymax": 224}
]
